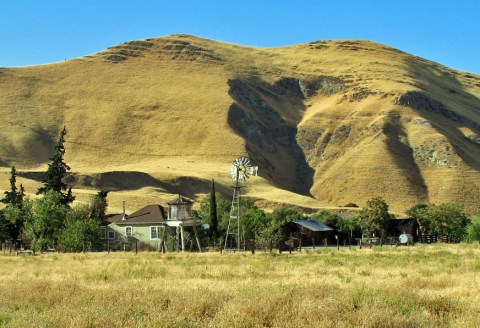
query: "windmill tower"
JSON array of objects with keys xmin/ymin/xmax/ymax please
[{"xmin": 224, "ymin": 156, "xmax": 258, "ymax": 251}]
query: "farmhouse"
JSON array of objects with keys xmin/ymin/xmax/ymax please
[{"xmin": 103, "ymin": 195, "xmax": 202, "ymax": 252}]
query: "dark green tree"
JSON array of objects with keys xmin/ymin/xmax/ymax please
[
  {"xmin": 271, "ymin": 206, "xmax": 305, "ymax": 226},
  {"xmin": 60, "ymin": 203, "xmax": 101, "ymax": 252},
  {"xmin": 248, "ymin": 206, "xmax": 304, "ymax": 252},
  {"xmin": 1, "ymin": 166, "xmax": 25, "ymax": 206},
  {"xmin": 201, "ymin": 196, "xmax": 231, "ymax": 235},
  {"xmin": 241, "ymin": 205, "xmax": 270, "ymax": 240},
  {"xmin": 407, "ymin": 203, "xmax": 430, "ymax": 236},
  {"xmin": 360, "ymin": 197, "xmax": 393, "ymax": 238},
  {"xmin": 209, "ymin": 180, "xmax": 218, "ymax": 246},
  {"xmin": 311, "ymin": 210, "xmax": 362, "ymax": 243},
  {"xmin": 0, "ymin": 211, "xmax": 11, "ymax": 242},
  {"xmin": 311, "ymin": 210, "xmax": 340, "ymax": 229},
  {"xmin": 337, "ymin": 216, "xmax": 362, "ymax": 244},
  {"xmin": 466, "ymin": 217, "xmax": 480, "ymax": 243},
  {"xmin": 90, "ymin": 189, "xmax": 109, "ymax": 220},
  {"xmin": 196, "ymin": 195, "xmax": 265, "ymax": 247},
  {"xmin": 2, "ymin": 203, "xmax": 27, "ymax": 243},
  {"xmin": 406, "ymin": 204, "xmax": 428, "ymax": 217},
  {"xmin": 24, "ymin": 190, "xmax": 67, "ymax": 252},
  {"xmin": 37, "ymin": 127, "xmax": 75, "ymax": 205},
  {"xmin": 255, "ymin": 219, "xmax": 283, "ymax": 252},
  {"xmin": 415, "ymin": 203, "xmax": 468, "ymax": 240},
  {"xmin": 1, "ymin": 166, "xmax": 26, "ymax": 242}
]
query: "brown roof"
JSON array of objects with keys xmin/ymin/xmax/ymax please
[{"xmin": 106, "ymin": 204, "xmax": 167, "ymax": 225}]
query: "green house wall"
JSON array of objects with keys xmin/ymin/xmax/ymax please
[{"xmin": 106, "ymin": 223, "xmax": 166, "ymax": 251}]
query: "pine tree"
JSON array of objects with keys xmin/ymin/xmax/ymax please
[
  {"xmin": 37, "ymin": 127, "xmax": 75, "ymax": 205},
  {"xmin": 1, "ymin": 166, "xmax": 26, "ymax": 242},
  {"xmin": 1, "ymin": 166, "xmax": 24, "ymax": 206},
  {"xmin": 210, "ymin": 180, "xmax": 218, "ymax": 247}
]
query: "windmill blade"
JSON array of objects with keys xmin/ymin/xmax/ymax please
[
  {"xmin": 235, "ymin": 156, "xmax": 250, "ymax": 167},
  {"xmin": 230, "ymin": 156, "xmax": 257, "ymax": 182}
]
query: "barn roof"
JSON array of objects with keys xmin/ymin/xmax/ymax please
[
  {"xmin": 106, "ymin": 204, "xmax": 167, "ymax": 225},
  {"xmin": 292, "ymin": 220, "xmax": 334, "ymax": 232}
]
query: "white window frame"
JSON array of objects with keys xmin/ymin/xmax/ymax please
[
  {"xmin": 125, "ymin": 226, "xmax": 133, "ymax": 236},
  {"xmin": 100, "ymin": 227, "xmax": 107, "ymax": 239},
  {"xmin": 108, "ymin": 230, "xmax": 116, "ymax": 240},
  {"xmin": 151, "ymin": 226, "xmax": 160, "ymax": 239}
]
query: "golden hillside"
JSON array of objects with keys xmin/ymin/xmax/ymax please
[{"xmin": 1, "ymin": 34, "xmax": 480, "ymax": 214}]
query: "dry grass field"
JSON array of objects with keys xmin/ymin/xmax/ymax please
[
  {"xmin": 1, "ymin": 34, "xmax": 480, "ymax": 215},
  {"xmin": 1, "ymin": 244, "xmax": 479, "ymax": 327}
]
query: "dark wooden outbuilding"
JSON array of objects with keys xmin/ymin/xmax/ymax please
[
  {"xmin": 281, "ymin": 220, "xmax": 334, "ymax": 249},
  {"xmin": 388, "ymin": 218, "xmax": 420, "ymax": 242}
]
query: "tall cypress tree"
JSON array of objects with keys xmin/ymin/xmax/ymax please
[
  {"xmin": 37, "ymin": 127, "xmax": 75, "ymax": 205},
  {"xmin": 210, "ymin": 180, "xmax": 218, "ymax": 247},
  {"xmin": 90, "ymin": 189, "xmax": 110, "ymax": 220}
]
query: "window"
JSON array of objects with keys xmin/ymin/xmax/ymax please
[
  {"xmin": 151, "ymin": 226, "xmax": 160, "ymax": 239},
  {"xmin": 171, "ymin": 206, "xmax": 177, "ymax": 220},
  {"xmin": 100, "ymin": 227, "xmax": 106, "ymax": 239},
  {"xmin": 126, "ymin": 226, "xmax": 132, "ymax": 236},
  {"xmin": 108, "ymin": 230, "xmax": 115, "ymax": 239}
]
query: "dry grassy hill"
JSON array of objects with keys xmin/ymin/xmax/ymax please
[{"xmin": 1, "ymin": 34, "xmax": 480, "ymax": 215}]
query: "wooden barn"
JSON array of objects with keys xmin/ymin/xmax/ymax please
[
  {"xmin": 388, "ymin": 218, "xmax": 420, "ymax": 242},
  {"xmin": 281, "ymin": 219, "xmax": 334, "ymax": 249}
]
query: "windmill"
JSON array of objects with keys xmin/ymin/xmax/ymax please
[{"xmin": 224, "ymin": 156, "xmax": 258, "ymax": 251}]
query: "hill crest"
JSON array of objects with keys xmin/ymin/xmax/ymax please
[{"xmin": 0, "ymin": 35, "xmax": 479, "ymax": 215}]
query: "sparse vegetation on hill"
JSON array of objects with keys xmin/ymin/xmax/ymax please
[{"xmin": 0, "ymin": 34, "xmax": 479, "ymax": 214}]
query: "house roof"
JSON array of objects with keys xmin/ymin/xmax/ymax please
[
  {"xmin": 167, "ymin": 195, "xmax": 194, "ymax": 205},
  {"xmin": 292, "ymin": 220, "xmax": 334, "ymax": 232},
  {"xmin": 106, "ymin": 204, "xmax": 167, "ymax": 225}
]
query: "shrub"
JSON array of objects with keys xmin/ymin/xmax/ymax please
[{"xmin": 466, "ymin": 216, "xmax": 480, "ymax": 243}]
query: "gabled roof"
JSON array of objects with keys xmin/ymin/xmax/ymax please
[
  {"xmin": 167, "ymin": 195, "xmax": 194, "ymax": 205},
  {"xmin": 106, "ymin": 204, "xmax": 167, "ymax": 225},
  {"xmin": 292, "ymin": 220, "xmax": 334, "ymax": 232}
]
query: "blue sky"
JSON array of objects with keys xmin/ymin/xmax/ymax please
[{"xmin": 1, "ymin": 1, "xmax": 479, "ymax": 74}]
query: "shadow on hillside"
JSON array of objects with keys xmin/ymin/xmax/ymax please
[
  {"xmin": 18, "ymin": 171, "xmax": 232, "ymax": 200},
  {"xmin": 383, "ymin": 111, "xmax": 429, "ymax": 201},
  {"xmin": 226, "ymin": 77, "xmax": 314, "ymax": 195},
  {"xmin": 401, "ymin": 58, "xmax": 480, "ymax": 172},
  {"xmin": 1, "ymin": 124, "xmax": 56, "ymax": 167}
]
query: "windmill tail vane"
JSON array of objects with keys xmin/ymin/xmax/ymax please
[{"xmin": 246, "ymin": 166, "xmax": 258, "ymax": 178}]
